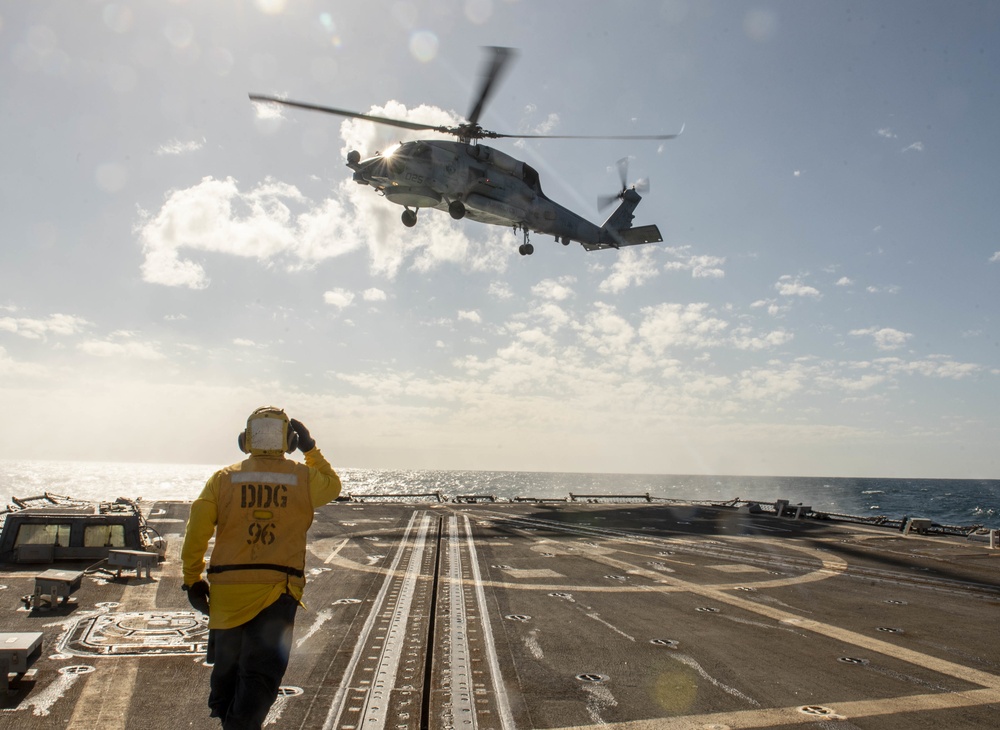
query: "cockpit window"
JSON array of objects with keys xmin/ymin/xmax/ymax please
[{"xmin": 522, "ymin": 164, "xmax": 542, "ymax": 193}]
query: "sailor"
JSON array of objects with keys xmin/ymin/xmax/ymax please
[{"xmin": 181, "ymin": 406, "xmax": 342, "ymax": 729}]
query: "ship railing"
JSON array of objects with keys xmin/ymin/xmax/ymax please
[
  {"xmin": 347, "ymin": 491, "xmax": 446, "ymax": 503},
  {"xmin": 569, "ymin": 493, "xmax": 655, "ymax": 503}
]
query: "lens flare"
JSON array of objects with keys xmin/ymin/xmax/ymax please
[{"xmin": 409, "ymin": 30, "xmax": 438, "ymax": 63}]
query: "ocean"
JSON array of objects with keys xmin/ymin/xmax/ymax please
[{"xmin": 1, "ymin": 460, "xmax": 997, "ymax": 529}]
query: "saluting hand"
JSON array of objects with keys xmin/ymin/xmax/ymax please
[{"xmin": 289, "ymin": 418, "xmax": 316, "ymax": 453}]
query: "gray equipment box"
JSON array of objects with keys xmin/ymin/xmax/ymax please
[{"xmin": 0, "ymin": 632, "xmax": 43, "ymax": 692}]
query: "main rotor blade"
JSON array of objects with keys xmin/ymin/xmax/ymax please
[
  {"xmin": 466, "ymin": 46, "xmax": 517, "ymax": 128},
  {"xmin": 488, "ymin": 130, "xmax": 683, "ymax": 140},
  {"xmin": 249, "ymin": 94, "xmax": 449, "ymax": 134}
]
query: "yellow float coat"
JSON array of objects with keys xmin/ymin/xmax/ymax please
[{"xmin": 181, "ymin": 448, "xmax": 341, "ymax": 629}]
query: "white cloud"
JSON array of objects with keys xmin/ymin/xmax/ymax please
[
  {"xmin": 775, "ymin": 275, "xmax": 820, "ymax": 298},
  {"xmin": 599, "ymin": 247, "xmax": 659, "ymax": 293},
  {"xmin": 489, "ymin": 281, "xmax": 514, "ymax": 300},
  {"xmin": 638, "ymin": 303, "xmax": 729, "ymax": 353},
  {"xmin": 458, "ymin": 310, "xmax": 481, "ymax": 324},
  {"xmin": 155, "ymin": 138, "xmax": 205, "ymax": 156},
  {"xmin": 663, "ymin": 245, "xmax": 726, "ymax": 279},
  {"xmin": 875, "ymin": 356, "xmax": 981, "ymax": 380},
  {"xmin": 232, "ymin": 338, "xmax": 256, "ymax": 347},
  {"xmin": 835, "ymin": 277, "xmax": 853, "ymax": 287},
  {"xmin": 362, "ymin": 288, "xmax": 387, "ymax": 302},
  {"xmin": 736, "ymin": 363, "xmax": 810, "ymax": 402},
  {"xmin": 323, "ymin": 288, "xmax": 355, "ymax": 309},
  {"xmin": 876, "ymin": 128, "xmax": 897, "ymax": 139},
  {"xmin": 136, "ymin": 103, "xmax": 512, "ymax": 288},
  {"xmin": 731, "ymin": 328, "xmax": 794, "ymax": 351},
  {"xmin": 78, "ymin": 335, "xmax": 164, "ymax": 360},
  {"xmin": 866, "ymin": 285, "xmax": 901, "ymax": 294},
  {"xmin": 990, "ymin": 252, "xmax": 1000, "ymax": 263},
  {"xmin": 750, "ymin": 299, "xmax": 788, "ymax": 317},
  {"xmin": 902, "ymin": 141, "xmax": 924, "ymax": 153},
  {"xmin": 850, "ymin": 327, "xmax": 912, "ymax": 351},
  {"xmin": 0, "ymin": 346, "xmax": 48, "ymax": 377},
  {"xmin": 575, "ymin": 302, "xmax": 636, "ymax": 359},
  {"xmin": 531, "ymin": 277, "xmax": 575, "ymax": 301},
  {"xmin": 0, "ymin": 313, "xmax": 91, "ymax": 340}
]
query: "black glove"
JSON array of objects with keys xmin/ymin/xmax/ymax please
[
  {"xmin": 289, "ymin": 418, "xmax": 316, "ymax": 453},
  {"xmin": 184, "ymin": 580, "xmax": 210, "ymax": 615}
]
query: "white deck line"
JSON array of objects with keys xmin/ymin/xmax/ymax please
[
  {"xmin": 446, "ymin": 515, "xmax": 475, "ymax": 728},
  {"xmin": 357, "ymin": 512, "xmax": 431, "ymax": 728},
  {"xmin": 461, "ymin": 513, "xmax": 515, "ymax": 730},
  {"xmin": 321, "ymin": 511, "xmax": 425, "ymax": 730}
]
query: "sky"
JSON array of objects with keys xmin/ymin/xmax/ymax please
[{"xmin": 1, "ymin": 0, "xmax": 998, "ymax": 478}]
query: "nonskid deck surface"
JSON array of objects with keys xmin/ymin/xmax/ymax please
[{"xmin": 1, "ymin": 500, "xmax": 999, "ymax": 729}]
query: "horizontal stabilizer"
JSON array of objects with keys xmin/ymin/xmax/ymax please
[{"xmin": 582, "ymin": 224, "xmax": 663, "ymax": 252}]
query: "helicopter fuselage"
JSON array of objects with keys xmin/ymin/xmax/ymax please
[{"xmin": 348, "ymin": 139, "xmax": 612, "ymax": 251}]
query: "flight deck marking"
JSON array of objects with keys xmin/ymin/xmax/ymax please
[
  {"xmin": 550, "ymin": 687, "xmax": 1000, "ymax": 729},
  {"xmin": 323, "ymin": 507, "xmax": 1000, "ymax": 727},
  {"xmin": 473, "ymin": 509, "xmax": 1000, "ymax": 725},
  {"xmin": 322, "ymin": 510, "xmax": 431, "ymax": 730},
  {"xmin": 444, "ymin": 515, "xmax": 476, "ymax": 728},
  {"xmin": 460, "ymin": 513, "xmax": 515, "ymax": 730},
  {"xmin": 322, "ymin": 537, "xmax": 351, "ymax": 564}
]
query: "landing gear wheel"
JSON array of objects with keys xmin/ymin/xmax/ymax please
[
  {"xmin": 561, "ymin": 236, "xmax": 571, "ymax": 246},
  {"xmin": 448, "ymin": 201, "xmax": 466, "ymax": 220},
  {"xmin": 401, "ymin": 209, "xmax": 417, "ymax": 227},
  {"xmin": 518, "ymin": 243, "xmax": 534, "ymax": 256}
]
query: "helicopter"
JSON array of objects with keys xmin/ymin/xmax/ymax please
[{"xmin": 250, "ymin": 47, "xmax": 682, "ymax": 256}]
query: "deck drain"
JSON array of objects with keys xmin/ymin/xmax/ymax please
[
  {"xmin": 658, "ymin": 551, "xmax": 676, "ymax": 556},
  {"xmin": 696, "ymin": 607, "xmax": 720, "ymax": 613},
  {"xmin": 504, "ymin": 614, "xmax": 531, "ymax": 622},
  {"xmin": 885, "ymin": 600, "xmax": 908, "ymax": 605},
  {"xmin": 95, "ymin": 602, "xmax": 120, "ymax": 610},
  {"xmin": 838, "ymin": 657, "xmax": 869, "ymax": 665},
  {"xmin": 604, "ymin": 575, "xmax": 627, "ymax": 581},
  {"xmin": 876, "ymin": 627, "xmax": 904, "ymax": 634},
  {"xmin": 277, "ymin": 686, "xmax": 303, "ymax": 697},
  {"xmin": 548, "ymin": 592, "xmax": 573, "ymax": 599},
  {"xmin": 60, "ymin": 665, "xmax": 96, "ymax": 676},
  {"xmin": 576, "ymin": 673, "xmax": 608, "ymax": 683},
  {"xmin": 334, "ymin": 598, "xmax": 361, "ymax": 605},
  {"xmin": 540, "ymin": 552, "xmax": 556, "ymax": 557},
  {"xmin": 799, "ymin": 705, "xmax": 837, "ymax": 716},
  {"xmin": 650, "ymin": 639, "xmax": 679, "ymax": 648},
  {"xmin": 735, "ymin": 586, "xmax": 757, "ymax": 592},
  {"xmin": 491, "ymin": 565, "xmax": 513, "ymax": 570}
]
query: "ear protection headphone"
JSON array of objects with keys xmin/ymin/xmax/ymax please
[{"xmin": 238, "ymin": 407, "xmax": 298, "ymax": 454}]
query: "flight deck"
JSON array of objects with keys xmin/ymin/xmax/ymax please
[{"xmin": 1, "ymin": 498, "xmax": 998, "ymax": 729}]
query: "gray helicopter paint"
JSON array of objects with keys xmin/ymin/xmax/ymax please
[
  {"xmin": 349, "ymin": 139, "xmax": 658, "ymax": 250},
  {"xmin": 251, "ymin": 47, "xmax": 677, "ymax": 255}
]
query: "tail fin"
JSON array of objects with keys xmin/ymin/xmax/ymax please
[
  {"xmin": 601, "ymin": 187, "xmax": 642, "ymax": 232},
  {"xmin": 585, "ymin": 189, "xmax": 662, "ymax": 252}
]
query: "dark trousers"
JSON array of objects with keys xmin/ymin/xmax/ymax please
[{"xmin": 208, "ymin": 593, "xmax": 298, "ymax": 730}]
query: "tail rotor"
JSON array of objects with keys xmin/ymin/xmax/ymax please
[{"xmin": 598, "ymin": 157, "xmax": 649, "ymax": 210}]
